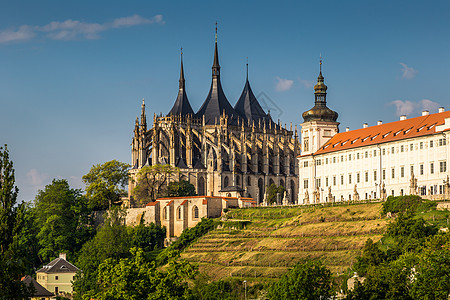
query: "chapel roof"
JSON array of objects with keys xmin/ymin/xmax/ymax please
[{"xmin": 36, "ymin": 256, "xmax": 79, "ymax": 274}]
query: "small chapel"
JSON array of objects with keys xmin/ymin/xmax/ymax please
[{"xmin": 128, "ymin": 27, "xmax": 299, "ymax": 205}]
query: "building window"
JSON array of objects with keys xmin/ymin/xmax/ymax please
[
  {"xmin": 55, "ymin": 287, "xmax": 59, "ymax": 295},
  {"xmin": 247, "ymin": 176, "xmax": 251, "ymax": 186},
  {"xmin": 382, "ymin": 148, "xmax": 386, "ymax": 155},
  {"xmin": 391, "ymin": 146, "xmax": 395, "ymax": 154},
  {"xmin": 439, "ymin": 138, "xmax": 447, "ymax": 146},
  {"xmin": 391, "ymin": 190, "xmax": 395, "ymax": 196},
  {"xmin": 349, "ymin": 154, "xmax": 351, "ymax": 161},
  {"xmin": 192, "ymin": 206, "xmax": 199, "ymax": 219},
  {"xmin": 357, "ymin": 173, "xmax": 360, "ymax": 183},
  {"xmin": 365, "ymin": 151, "xmax": 368, "ymax": 158},
  {"xmin": 55, "ymin": 276, "xmax": 58, "ymax": 280},
  {"xmin": 224, "ymin": 176, "xmax": 229, "ymax": 188},
  {"xmin": 401, "ymin": 166, "xmax": 405, "ymax": 178},
  {"xmin": 316, "ymin": 178, "xmax": 321, "ymax": 188},
  {"xmin": 401, "ymin": 145, "xmax": 404, "ymax": 152},
  {"xmin": 430, "ymin": 162, "xmax": 434, "ymax": 174},
  {"xmin": 326, "ymin": 158, "xmax": 328, "ymax": 164},
  {"xmin": 236, "ymin": 175, "xmax": 240, "ymax": 186},
  {"xmin": 333, "ymin": 157, "xmax": 336, "ymax": 163},
  {"xmin": 392, "ymin": 168, "xmax": 395, "ymax": 179},
  {"xmin": 365, "ymin": 171, "xmax": 369, "ymax": 182},
  {"xmin": 177, "ymin": 206, "xmax": 182, "ymax": 220},
  {"xmin": 316, "ymin": 159, "xmax": 322, "ymax": 166},
  {"xmin": 304, "ymin": 161, "xmax": 308, "ymax": 167},
  {"xmin": 374, "ymin": 170, "xmax": 377, "ymax": 181},
  {"xmin": 410, "ymin": 144, "xmax": 414, "ymax": 151},
  {"xmin": 326, "ymin": 177, "xmax": 329, "ymax": 186},
  {"xmin": 440, "ymin": 161, "xmax": 447, "ymax": 172},
  {"xmin": 164, "ymin": 207, "xmax": 168, "ymax": 220},
  {"xmin": 333, "ymin": 176, "xmax": 336, "ymax": 186},
  {"xmin": 349, "ymin": 174, "xmax": 352, "ymax": 184},
  {"xmin": 373, "ymin": 150, "xmax": 377, "ymax": 157},
  {"xmin": 420, "ymin": 164, "xmax": 424, "ymax": 175},
  {"xmin": 410, "ymin": 165, "xmax": 414, "ymax": 175},
  {"xmin": 430, "ymin": 140, "xmax": 433, "ymax": 148},
  {"xmin": 341, "ymin": 175, "xmax": 344, "ymax": 185},
  {"xmin": 341, "ymin": 156, "xmax": 344, "ymax": 162},
  {"xmin": 420, "ymin": 142, "xmax": 423, "ymax": 149},
  {"xmin": 357, "ymin": 153, "xmax": 360, "ymax": 159},
  {"xmin": 382, "ymin": 169, "xmax": 386, "ymax": 180},
  {"xmin": 304, "ymin": 179, "xmax": 308, "ymax": 189}
]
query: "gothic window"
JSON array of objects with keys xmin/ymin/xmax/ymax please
[
  {"xmin": 280, "ymin": 179, "xmax": 285, "ymax": 188},
  {"xmin": 192, "ymin": 206, "xmax": 199, "ymax": 219},
  {"xmin": 269, "ymin": 178, "xmax": 274, "ymax": 186},
  {"xmin": 164, "ymin": 207, "xmax": 168, "ymax": 220},
  {"xmin": 236, "ymin": 175, "xmax": 241, "ymax": 186},
  {"xmin": 198, "ymin": 177, "xmax": 205, "ymax": 196},
  {"xmin": 247, "ymin": 176, "xmax": 251, "ymax": 186},
  {"xmin": 224, "ymin": 176, "xmax": 229, "ymax": 188},
  {"xmin": 177, "ymin": 206, "xmax": 182, "ymax": 220},
  {"xmin": 258, "ymin": 178, "xmax": 264, "ymax": 204}
]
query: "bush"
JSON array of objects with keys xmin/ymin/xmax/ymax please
[{"xmin": 382, "ymin": 195, "xmax": 436, "ymax": 215}]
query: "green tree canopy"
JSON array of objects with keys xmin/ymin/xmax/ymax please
[
  {"xmin": 82, "ymin": 160, "xmax": 130, "ymax": 210},
  {"xmin": 132, "ymin": 164, "xmax": 179, "ymax": 206},
  {"xmin": 0, "ymin": 145, "xmax": 34, "ymax": 299},
  {"xmin": 268, "ymin": 260, "xmax": 333, "ymax": 300},
  {"xmin": 167, "ymin": 180, "xmax": 196, "ymax": 197},
  {"xmin": 266, "ymin": 183, "xmax": 285, "ymax": 204},
  {"xmin": 34, "ymin": 179, "xmax": 93, "ymax": 263}
]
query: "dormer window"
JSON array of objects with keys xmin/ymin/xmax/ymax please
[
  {"xmin": 404, "ymin": 127, "xmax": 412, "ymax": 134},
  {"xmin": 371, "ymin": 134, "xmax": 379, "ymax": 140},
  {"xmin": 382, "ymin": 132, "xmax": 391, "ymax": 138},
  {"xmin": 394, "ymin": 130, "xmax": 402, "ymax": 136}
]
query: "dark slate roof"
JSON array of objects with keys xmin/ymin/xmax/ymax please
[
  {"xmin": 36, "ymin": 257, "xmax": 79, "ymax": 274},
  {"xmin": 196, "ymin": 77, "xmax": 239, "ymax": 125},
  {"xmin": 219, "ymin": 186, "xmax": 245, "ymax": 192},
  {"xmin": 195, "ymin": 39, "xmax": 239, "ymax": 125},
  {"xmin": 22, "ymin": 275, "xmax": 54, "ymax": 297},
  {"xmin": 193, "ymin": 159, "xmax": 206, "ymax": 169},
  {"xmin": 234, "ymin": 79, "xmax": 270, "ymax": 124},
  {"xmin": 176, "ymin": 158, "xmax": 188, "ymax": 169},
  {"xmin": 168, "ymin": 54, "xmax": 194, "ymax": 116}
]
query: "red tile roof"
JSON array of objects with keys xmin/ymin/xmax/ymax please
[
  {"xmin": 306, "ymin": 111, "xmax": 450, "ymax": 156},
  {"xmin": 146, "ymin": 201, "xmax": 158, "ymax": 206}
]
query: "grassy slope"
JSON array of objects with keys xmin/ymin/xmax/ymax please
[{"xmin": 180, "ymin": 202, "xmax": 388, "ymax": 283}]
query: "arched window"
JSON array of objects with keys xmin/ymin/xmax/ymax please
[
  {"xmin": 192, "ymin": 206, "xmax": 199, "ymax": 219},
  {"xmin": 177, "ymin": 206, "xmax": 182, "ymax": 220},
  {"xmin": 163, "ymin": 207, "xmax": 168, "ymax": 220},
  {"xmin": 280, "ymin": 179, "xmax": 285, "ymax": 188},
  {"xmin": 269, "ymin": 178, "xmax": 275, "ymax": 186},
  {"xmin": 224, "ymin": 176, "xmax": 229, "ymax": 188},
  {"xmin": 236, "ymin": 175, "xmax": 241, "ymax": 186},
  {"xmin": 198, "ymin": 177, "xmax": 205, "ymax": 196},
  {"xmin": 247, "ymin": 176, "xmax": 251, "ymax": 186},
  {"xmin": 258, "ymin": 178, "xmax": 264, "ymax": 204}
]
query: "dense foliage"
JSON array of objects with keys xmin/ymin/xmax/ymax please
[
  {"xmin": 265, "ymin": 183, "xmax": 285, "ymax": 204},
  {"xmin": 167, "ymin": 180, "xmax": 197, "ymax": 197},
  {"xmin": 82, "ymin": 160, "xmax": 130, "ymax": 210},
  {"xmin": 0, "ymin": 145, "xmax": 34, "ymax": 299},
  {"xmin": 347, "ymin": 195, "xmax": 449, "ymax": 300},
  {"xmin": 268, "ymin": 260, "xmax": 333, "ymax": 300}
]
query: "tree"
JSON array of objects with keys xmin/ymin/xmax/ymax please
[
  {"xmin": 34, "ymin": 179, "xmax": 93, "ymax": 263},
  {"xmin": 0, "ymin": 145, "xmax": 34, "ymax": 299},
  {"xmin": 82, "ymin": 160, "xmax": 130, "ymax": 210},
  {"xmin": 93, "ymin": 247, "xmax": 197, "ymax": 300},
  {"xmin": 132, "ymin": 164, "xmax": 179, "ymax": 205},
  {"xmin": 268, "ymin": 260, "xmax": 333, "ymax": 300},
  {"xmin": 167, "ymin": 180, "xmax": 196, "ymax": 197},
  {"xmin": 266, "ymin": 183, "xmax": 285, "ymax": 204}
]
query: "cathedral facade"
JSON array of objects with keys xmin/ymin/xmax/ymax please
[{"xmin": 129, "ymin": 32, "xmax": 299, "ymax": 205}]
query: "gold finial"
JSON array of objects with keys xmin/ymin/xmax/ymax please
[{"xmin": 319, "ymin": 53, "xmax": 322, "ymax": 73}]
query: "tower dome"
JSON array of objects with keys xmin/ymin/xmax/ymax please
[{"xmin": 302, "ymin": 60, "xmax": 338, "ymax": 122}]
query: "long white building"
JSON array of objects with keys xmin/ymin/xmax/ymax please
[{"xmin": 298, "ymin": 64, "xmax": 450, "ymax": 204}]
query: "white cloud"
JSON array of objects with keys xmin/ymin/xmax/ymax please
[
  {"xmin": 389, "ymin": 99, "xmax": 441, "ymax": 116},
  {"xmin": 0, "ymin": 25, "xmax": 35, "ymax": 43},
  {"xmin": 26, "ymin": 168, "xmax": 49, "ymax": 186},
  {"xmin": 275, "ymin": 76, "xmax": 294, "ymax": 92},
  {"xmin": 399, "ymin": 62, "xmax": 418, "ymax": 80},
  {"xmin": 0, "ymin": 14, "xmax": 164, "ymax": 43}
]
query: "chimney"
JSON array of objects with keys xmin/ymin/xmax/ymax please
[
  {"xmin": 363, "ymin": 123, "xmax": 368, "ymax": 128},
  {"xmin": 400, "ymin": 115, "xmax": 407, "ymax": 121},
  {"xmin": 439, "ymin": 107, "xmax": 445, "ymax": 113},
  {"xmin": 422, "ymin": 110, "xmax": 429, "ymax": 116},
  {"xmin": 346, "ymin": 127, "xmax": 350, "ymax": 132},
  {"xmin": 377, "ymin": 120, "xmax": 383, "ymax": 125},
  {"xmin": 59, "ymin": 253, "xmax": 66, "ymax": 260}
]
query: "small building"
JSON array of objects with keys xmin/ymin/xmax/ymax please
[
  {"xmin": 36, "ymin": 253, "xmax": 79, "ymax": 297},
  {"xmin": 21, "ymin": 275, "xmax": 54, "ymax": 300}
]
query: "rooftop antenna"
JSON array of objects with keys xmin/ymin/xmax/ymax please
[
  {"xmin": 319, "ymin": 53, "xmax": 322, "ymax": 73},
  {"xmin": 246, "ymin": 57, "xmax": 249, "ymax": 81},
  {"xmin": 215, "ymin": 21, "xmax": 218, "ymax": 43}
]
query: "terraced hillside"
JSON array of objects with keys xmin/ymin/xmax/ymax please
[{"xmin": 181, "ymin": 202, "xmax": 388, "ymax": 282}]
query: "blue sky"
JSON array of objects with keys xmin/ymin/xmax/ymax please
[{"xmin": 1, "ymin": 0, "xmax": 449, "ymax": 201}]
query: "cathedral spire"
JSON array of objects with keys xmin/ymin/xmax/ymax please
[
  {"xmin": 168, "ymin": 49, "xmax": 194, "ymax": 116},
  {"xmin": 212, "ymin": 22, "xmax": 220, "ymax": 78},
  {"xmin": 140, "ymin": 98, "xmax": 147, "ymax": 130}
]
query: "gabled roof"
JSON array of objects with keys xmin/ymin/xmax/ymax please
[
  {"xmin": 36, "ymin": 257, "xmax": 79, "ymax": 273},
  {"xmin": 311, "ymin": 110, "xmax": 450, "ymax": 156},
  {"xmin": 234, "ymin": 79, "xmax": 270, "ymax": 124},
  {"xmin": 22, "ymin": 275, "xmax": 54, "ymax": 297}
]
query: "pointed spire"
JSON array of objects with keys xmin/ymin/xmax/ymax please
[
  {"xmin": 168, "ymin": 49, "xmax": 194, "ymax": 116},
  {"xmin": 140, "ymin": 98, "xmax": 147, "ymax": 130},
  {"xmin": 212, "ymin": 21, "xmax": 220, "ymax": 78}
]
